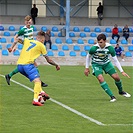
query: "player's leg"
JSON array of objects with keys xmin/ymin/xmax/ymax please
[
  {"xmin": 92, "ymin": 63, "xmax": 116, "ymax": 102},
  {"xmin": 5, "ymin": 67, "xmax": 19, "ymax": 85}
]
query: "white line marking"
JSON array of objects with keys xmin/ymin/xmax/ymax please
[{"xmin": 1, "ymin": 74, "xmax": 133, "ymax": 126}]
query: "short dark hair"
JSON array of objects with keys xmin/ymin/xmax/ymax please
[
  {"xmin": 97, "ymin": 34, "xmax": 106, "ymax": 41},
  {"xmin": 37, "ymin": 31, "xmax": 45, "ymax": 37}
]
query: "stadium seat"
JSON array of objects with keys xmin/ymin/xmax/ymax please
[
  {"xmin": 77, "ymin": 38, "xmax": 84, "ymax": 44},
  {"xmin": 3, "ymin": 31, "xmax": 10, "ymax": 36},
  {"xmin": 11, "ymin": 38, "xmax": 14, "ymax": 43},
  {"xmin": 66, "ymin": 38, "xmax": 73, "ymax": 44},
  {"xmin": 58, "ymin": 51, "xmax": 65, "ymax": 56},
  {"xmin": 19, "ymin": 26, "xmax": 24, "ymax": 30},
  {"xmin": 41, "ymin": 26, "xmax": 47, "ymax": 32},
  {"xmin": 84, "ymin": 45, "xmax": 90, "ymax": 51},
  {"xmin": 79, "ymin": 32, "xmax": 86, "ymax": 38},
  {"xmin": 69, "ymin": 32, "xmax": 75, "ymax": 37},
  {"xmin": 18, "ymin": 44, "xmax": 23, "ymax": 50},
  {"xmin": 33, "ymin": 27, "xmax": 37, "ymax": 31},
  {"xmin": 13, "ymin": 50, "xmax": 20, "ymax": 56},
  {"xmin": 47, "ymin": 50, "xmax": 54, "ymax": 56},
  {"xmin": 110, "ymin": 39, "xmax": 116, "ymax": 44},
  {"xmin": 51, "ymin": 32, "xmax": 55, "ymax": 37},
  {"xmin": 94, "ymin": 27, "xmax": 101, "ymax": 32},
  {"xmin": 62, "ymin": 45, "xmax": 69, "ymax": 51},
  {"xmin": 2, "ymin": 50, "xmax": 9, "ymax": 56},
  {"xmin": 88, "ymin": 39, "xmax": 94, "ymax": 44},
  {"xmin": 58, "ymin": 32, "xmax": 62, "ymax": 37},
  {"xmin": 90, "ymin": 32, "xmax": 97, "ymax": 37},
  {"xmin": 6, "ymin": 44, "xmax": 12, "ymax": 49},
  {"xmin": 73, "ymin": 27, "xmax": 80, "ymax": 32},
  {"xmin": 8, "ymin": 26, "xmax": 15, "ymax": 31},
  {"xmin": 105, "ymin": 27, "xmax": 111, "ymax": 33},
  {"xmin": 118, "ymin": 28, "xmax": 122, "ymax": 33},
  {"xmin": 0, "ymin": 26, "xmax": 4, "ymax": 31},
  {"xmin": 120, "ymin": 46, "xmax": 124, "ymax": 51},
  {"xmin": 69, "ymin": 51, "xmax": 76, "ymax": 56},
  {"xmin": 125, "ymin": 51, "xmax": 132, "ymax": 57},
  {"xmin": 128, "ymin": 46, "xmax": 133, "ymax": 51},
  {"xmin": 84, "ymin": 27, "xmax": 90, "ymax": 32},
  {"xmin": 51, "ymin": 45, "xmax": 58, "ymax": 50},
  {"xmin": 102, "ymin": 32, "xmax": 108, "ymax": 37},
  {"xmin": 0, "ymin": 45, "xmax": 2, "ymax": 49},
  {"xmin": 0, "ymin": 38, "xmax": 7, "ymax": 43},
  {"xmin": 73, "ymin": 45, "xmax": 80, "ymax": 51},
  {"xmin": 80, "ymin": 51, "xmax": 87, "ymax": 56},
  {"xmin": 52, "ymin": 26, "xmax": 58, "ymax": 32},
  {"xmin": 55, "ymin": 38, "xmax": 62, "ymax": 44},
  {"xmin": 129, "ymin": 28, "xmax": 133, "ymax": 33},
  {"xmin": 121, "ymin": 39, "xmax": 128, "ymax": 45}
]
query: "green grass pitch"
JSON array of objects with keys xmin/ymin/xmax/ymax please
[{"xmin": 0, "ymin": 65, "xmax": 132, "ymax": 133}]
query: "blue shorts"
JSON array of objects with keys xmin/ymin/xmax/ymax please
[{"xmin": 17, "ymin": 64, "xmax": 40, "ymax": 82}]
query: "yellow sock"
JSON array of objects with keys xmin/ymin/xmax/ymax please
[{"xmin": 34, "ymin": 82, "xmax": 41, "ymax": 101}]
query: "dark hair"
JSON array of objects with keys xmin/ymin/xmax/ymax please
[
  {"xmin": 37, "ymin": 31, "xmax": 45, "ymax": 37},
  {"xmin": 97, "ymin": 34, "xmax": 106, "ymax": 41}
]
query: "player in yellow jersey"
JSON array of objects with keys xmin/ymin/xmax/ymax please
[{"xmin": 8, "ymin": 31, "xmax": 60, "ymax": 106}]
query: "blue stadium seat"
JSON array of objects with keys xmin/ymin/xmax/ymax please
[
  {"xmin": 73, "ymin": 45, "xmax": 80, "ymax": 51},
  {"xmin": 121, "ymin": 39, "xmax": 128, "ymax": 45},
  {"xmin": 80, "ymin": 51, "xmax": 87, "ymax": 56},
  {"xmin": 110, "ymin": 39, "xmax": 116, "ymax": 44},
  {"xmin": 73, "ymin": 27, "xmax": 80, "ymax": 32},
  {"xmin": 132, "ymin": 40, "xmax": 133, "ymax": 44},
  {"xmin": 69, "ymin": 51, "xmax": 76, "ymax": 56},
  {"xmin": 13, "ymin": 50, "xmax": 20, "ymax": 56},
  {"xmin": 58, "ymin": 32, "xmax": 62, "ymax": 37},
  {"xmin": 80, "ymin": 32, "xmax": 86, "ymax": 38},
  {"xmin": 11, "ymin": 38, "xmax": 14, "ymax": 43},
  {"xmin": 125, "ymin": 51, "xmax": 132, "ymax": 57},
  {"xmin": 84, "ymin": 45, "xmax": 90, "ymax": 51},
  {"xmin": 41, "ymin": 26, "xmax": 47, "ymax": 32},
  {"xmin": 84, "ymin": 27, "xmax": 90, "ymax": 32},
  {"xmin": 0, "ymin": 38, "xmax": 7, "ymax": 43},
  {"xmin": 0, "ymin": 26, "xmax": 4, "ymax": 31},
  {"xmin": 58, "ymin": 51, "xmax": 65, "ymax": 56},
  {"xmin": 77, "ymin": 38, "xmax": 84, "ymax": 44},
  {"xmin": 52, "ymin": 45, "xmax": 58, "ymax": 50},
  {"xmin": 52, "ymin": 26, "xmax": 58, "ymax": 32},
  {"xmin": 128, "ymin": 46, "xmax": 133, "ymax": 51},
  {"xmin": 88, "ymin": 39, "xmax": 94, "ymax": 44},
  {"xmin": 33, "ymin": 27, "xmax": 37, "ymax": 31},
  {"xmin": 102, "ymin": 32, "xmax": 108, "ymax": 37},
  {"xmin": 105, "ymin": 27, "xmax": 111, "ymax": 33},
  {"xmin": 0, "ymin": 45, "xmax": 2, "ymax": 49},
  {"xmin": 118, "ymin": 28, "xmax": 122, "ymax": 33},
  {"xmin": 62, "ymin": 45, "xmax": 69, "ymax": 51},
  {"xmin": 2, "ymin": 50, "xmax": 9, "ymax": 56},
  {"xmin": 66, "ymin": 38, "xmax": 73, "ymax": 44},
  {"xmin": 18, "ymin": 44, "xmax": 23, "ymax": 50},
  {"xmin": 94, "ymin": 27, "xmax": 101, "ymax": 32},
  {"xmin": 4, "ymin": 31, "xmax": 10, "ymax": 36},
  {"xmin": 120, "ymin": 46, "xmax": 124, "ymax": 51},
  {"xmin": 6, "ymin": 44, "xmax": 12, "ymax": 49},
  {"xmin": 47, "ymin": 50, "xmax": 54, "ymax": 56},
  {"xmin": 19, "ymin": 26, "xmax": 24, "ymax": 30},
  {"xmin": 51, "ymin": 32, "xmax": 55, "ymax": 37},
  {"xmin": 8, "ymin": 26, "xmax": 15, "ymax": 31},
  {"xmin": 55, "ymin": 38, "xmax": 62, "ymax": 44},
  {"xmin": 129, "ymin": 28, "xmax": 133, "ymax": 33},
  {"xmin": 90, "ymin": 32, "xmax": 97, "ymax": 37},
  {"xmin": 69, "ymin": 32, "xmax": 75, "ymax": 37}
]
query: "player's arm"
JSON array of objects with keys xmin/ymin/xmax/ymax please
[
  {"xmin": 43, "ymin": 55, "xmax": 60, "ymax": 70},
  {"xmin": 84, "ymin": 53, "xmax": 91, "ymax": 76}
]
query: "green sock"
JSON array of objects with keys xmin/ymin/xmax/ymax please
[
  {"xmin": 9, "ymin": 67, "xmax": 19, "ymax": 78},
  {"xmin": 100, "ymin": 81, "xmax": 114, "ymax": 97},
  {"xmin": 115, "ymin": 80, "xmax": 122, "ymax": 93}
]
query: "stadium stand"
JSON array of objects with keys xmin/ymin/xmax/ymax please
[
  {"xmin": 2, "ymin": 49, "xmax": 9, "ymax": 56},
  {"xmin": 13, "ymin": 50, "xmax": 20, "ymax": 56},
  {"xmin": 52, "ymin": 44, "xmax": 58, "ymax": 51},
  {"xmin": 77, "ymin": 38, "xmax": 84, "ymax": 44},
  {"xmin": 47, "ymin": 50, "xmax": 54, "ymax": 56},
  {"xmin": 66, "ymin": 38, "xmax": 73, "ymax": 44},
  {"xmin": 58, "ymin": 51, "xmax": 65, "ymax": 56},
  {"xmin": 62, "ymin": 45, "xmax": 69, "ymax": 51},
  {"xmin": 69, "ymin": 51, "xmax": 76, "ymax": 56}
]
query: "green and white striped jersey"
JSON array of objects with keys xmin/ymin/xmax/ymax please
[
  {"xmin": 89, "ymin": 43, "xmax": 116, "ymax": 65},
  {"xmin": 18, "ymin": 25, "xmax": 34, "ymax": 40}
]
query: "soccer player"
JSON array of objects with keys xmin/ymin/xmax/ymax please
[
  {"xmin": 5, "ymin": 15, "xmax": 47, "ymax": 87},
  {"xmin": 9, "ymin": 31, "xmax": 60, "ymax": 106},
  {"xmin": 84, "ymin": 33, "xmax": 131, "ymax": 102}
]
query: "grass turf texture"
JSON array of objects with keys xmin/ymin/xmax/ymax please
[{"xmin": 0, "ymin": 65, "xmax": 132, "ymax": 133}]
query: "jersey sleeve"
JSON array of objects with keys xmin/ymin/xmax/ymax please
[
  {"xmin": 108, "ymin": 46, "xmax": 116, "ymax": 57},
  {"xmin": 18, "ymin": 28, "xmax": 25, "ymax": 36},
  {"xmin": 89, "ymin": 46, "xmax": 97, "ymax": 55},
  {"xmin": 40, "ymin": 44, "xmax": 47, "ymax": 55}
]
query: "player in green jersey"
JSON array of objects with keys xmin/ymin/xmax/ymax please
[
  {"xmin": 5, "ymin": 15, "xmax": 47, "ymax": 87},
  {"xmin": 84, "ymin": 33, "xmax": 131, "ymax": 102}
]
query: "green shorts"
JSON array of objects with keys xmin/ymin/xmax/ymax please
[{"xmin": 91, "ymin": 62, "xmax": 117, "ymax": 77}]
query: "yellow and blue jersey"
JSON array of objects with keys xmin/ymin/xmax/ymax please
[{"xmin": 17, "ymin": 38, "xmax": 47, "ymax": 64}]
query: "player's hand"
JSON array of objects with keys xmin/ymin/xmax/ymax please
[
  {"xmin": 84, "ymin": 68, "xmax": 90, "ymax": 76},
  {"xmin": 8, "ymin": 48, "xmax": 12, "ymax": 52},
  {"xmin": 56, "ymin": 65, "xmax": 60, "ymax": 71},
  {"xmin": 121, "ymin": 71, "xmax": 130, "ymax": 78}
]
